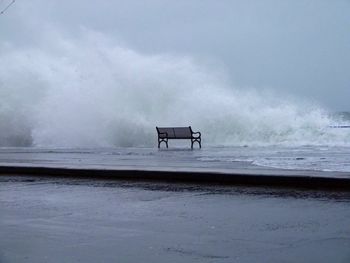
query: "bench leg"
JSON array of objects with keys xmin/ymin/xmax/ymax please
[
  {"xmin": 158, "ymin": 138, "xmax": 168, "ymax": 148},
  {"xmin": 191, "ymin": 139, "xmax": 201, "ymax": 149}
]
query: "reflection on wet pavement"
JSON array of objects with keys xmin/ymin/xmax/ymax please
[{"xmin": 1, "ymin": 175, "xmax": 350, "ymax": 263}]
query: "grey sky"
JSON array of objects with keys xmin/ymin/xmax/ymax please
[{"xmin": 1, "ymin": 0, "xmax": 350, "ymax": 111}]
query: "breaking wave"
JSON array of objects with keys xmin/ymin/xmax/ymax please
[{"xmin": 1, "ymin": 30, "xmax": 349, "ymax": 147}]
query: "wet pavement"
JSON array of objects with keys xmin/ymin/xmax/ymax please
[
  {"xmin": 0, "ymin": 147, "xmax": 349, "ymax": 179},
  {"xmin": 0, "ymin": 175, "xmax": 350, "ymax": 263}
]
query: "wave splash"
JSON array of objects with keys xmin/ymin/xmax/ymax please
[{"xmin": 0, "ymin": 31, "xmax": 349, "ymax": 147}]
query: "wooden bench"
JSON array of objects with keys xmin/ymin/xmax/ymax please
[{"xmin": 156, "ymin": 126, "xmax": 201, "ymax": 149}]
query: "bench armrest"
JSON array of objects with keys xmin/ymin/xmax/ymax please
[
  {"xmin": 191, "ymin": 131, "xmax": 201, "ymax": 138},
  {"xmin": 158, "ymin": 132, "xmax": 168, "ymax": 137}
]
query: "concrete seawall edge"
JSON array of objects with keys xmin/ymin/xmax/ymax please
[{"xmin": 0, "ymin": 166, "xmax": 350, "ymax": 190}]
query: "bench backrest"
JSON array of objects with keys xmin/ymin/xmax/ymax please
[{"xmin": 156, "ymin": 127, "xmax": 192, "ymax": 139}]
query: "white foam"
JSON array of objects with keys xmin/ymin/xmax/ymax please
[{"xmin": 1, "ymin": 30, "xmax": 349, "ymax": 147}]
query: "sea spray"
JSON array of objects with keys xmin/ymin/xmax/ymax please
[{"xmin": 0, "ymin": 31, "xmax": 349, "ymax": 147}]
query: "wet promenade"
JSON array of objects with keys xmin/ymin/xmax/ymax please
[
  {"xmin": 0, "ymin": 147, "xmax": 350, "ymax": 189},
  {"xmin": 1, "ymin": 176, "xmax": 350, "ymax": 263}
]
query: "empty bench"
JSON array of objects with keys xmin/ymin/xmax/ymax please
[{"xmin": 156, "ymin": 126, "xmax": 201, "ymax": 149}]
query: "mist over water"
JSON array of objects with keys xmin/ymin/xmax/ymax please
[{"xmin": 1, "ymin": 30, "xmax": 349, "ymax": 148}]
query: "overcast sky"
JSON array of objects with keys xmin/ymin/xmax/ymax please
[{"xmin": 1, "ymin": 0, "xmax": 350, "ymax": 111}]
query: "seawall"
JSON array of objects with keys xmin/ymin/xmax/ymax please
[{"xmin": 1, "ymin": 165, "xmax": 350, "ymax": 190}]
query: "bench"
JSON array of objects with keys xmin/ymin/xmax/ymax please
[{"xmin": 156, "ymin": 126, "xmax": 201, "ymax": 149}]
